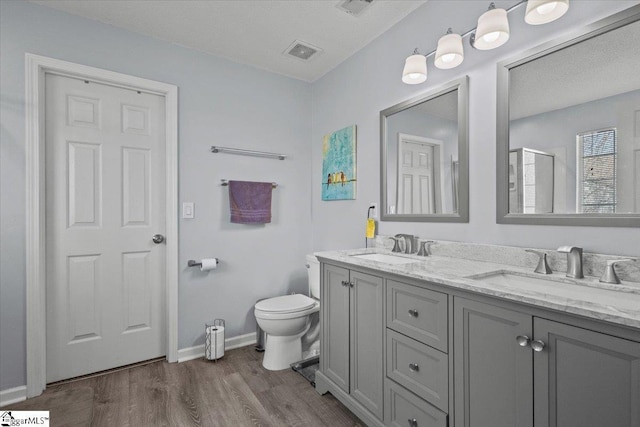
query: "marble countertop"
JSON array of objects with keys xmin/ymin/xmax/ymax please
[{"xmin": 315, "ymin": 248, "xmax": 640, "ymax": 330}]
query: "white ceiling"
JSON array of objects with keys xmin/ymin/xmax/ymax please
[{"xmin": 31, "ymin": 0, "xmax": 427, "ymax": 82}]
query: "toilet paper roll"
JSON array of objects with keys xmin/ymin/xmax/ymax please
[
  {"xmin": 200, "ymin": 258, "xmax": 218, "ymax": 271},
  {"xmin": 206, "ymin": 326, "xmax": 225, "ymax": 360}
]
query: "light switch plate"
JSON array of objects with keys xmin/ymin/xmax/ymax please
[{"xmin": 182, "ymin": 202, "xmax": 194, "ymax": 219}]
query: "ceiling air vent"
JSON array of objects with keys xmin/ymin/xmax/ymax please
[
  {"xmin": 284, "ymin": 40, "xmax": 323, "ymax": 61},
  {"xmin": 336, "ymin": 0, "xmax": 374, "ymax": 17}
]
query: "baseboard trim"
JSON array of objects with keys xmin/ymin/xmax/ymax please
[
  {"xmin": 177, "ymin": 332, "xmax": 256, "ymax": 363},
  {"xmin": 0, "ymin": 385, "xmax": 27, "ymax": 408}
]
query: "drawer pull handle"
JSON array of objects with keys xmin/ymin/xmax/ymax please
[
  {"xmin": 409, "ymin": 363, "xmax": 419, "ymax": 372},
  {"xmin": 516, "ymin": 335, "xmax": 531, "ymax": 347},
  {"xmin": 408, "ymin": 309, "xmax": 419, "ymax": 317},
  {"xmin": 408, "ymin": 418, "xmax": 418, "ymax": 427},
  {"xmin": 531, "ymin": 339, "xmax": 546, "ymax": 352}
]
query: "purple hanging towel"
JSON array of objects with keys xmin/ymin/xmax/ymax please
[{"xmin": 228, "ymin": 180, "xmax": 273, "ymax": 224}]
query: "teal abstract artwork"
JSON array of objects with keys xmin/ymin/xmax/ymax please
[{"xmin": 322, "ymin": 125, "xmax": 357, "ymax": 201}]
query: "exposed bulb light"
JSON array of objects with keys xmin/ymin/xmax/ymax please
[
  {"xmin": 473, "ymin": 3, "xmax": 510, "ymax": 50},
  {"xmin": 402, "ymin": 50, "xmax": 427, "ymax": 84},
  {"xmin": 525, "ymin": 0, "xmax": 569, "ymax": 25},
  {"xmin": 435, "ymin": 29, "xmax": 464, "ymax": 70}
]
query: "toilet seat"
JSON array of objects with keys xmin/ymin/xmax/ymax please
[
  {"xmin": 255, "ymin": 294, "xmax": 316, "ymax": 314},
  {"xmin": 255, "ymin": 294, "xmax": 320, "ymax": 321}
]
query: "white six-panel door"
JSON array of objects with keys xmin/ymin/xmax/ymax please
[
  {"xmin": 45, "ymin": 74, "xmax": 166, "ymax": 382},
  {"xmin": 397, "ymin": 138, "xmax": 435, "ymax": 214}
]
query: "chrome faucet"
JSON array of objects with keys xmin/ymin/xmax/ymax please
[
  {"xmin": 417, "ymin": 240, "xmax": 435, "ymax": 257},
  {"xmin": 389, "ymin": 236, "xmax": 402, "ymax": 253},
  {"xmin": 395, "ymin": 234, "xmax": 418, "ymax": 254},
  {"xmin": 557, "ymin": 246, "xmax": 584, "ymax": 279},
  {"xmin": 599, "ymin": 259, "xmax": 634, "ymax": 285},
  {"xmin": 525, "ymin": 249, "xmax": 552, "ymax": 274}
]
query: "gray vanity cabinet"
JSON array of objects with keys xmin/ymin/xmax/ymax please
[
  {"xmin": 533, "ymin": 318, "xmax": 640, "ymax": 427},
  {"xmin": 454, "ymin": 297, "xmax": 534, "ymax": 427},
  {"xmin": 322, "ymin": 263, "xmax": 351, "ymax": 393},
  {"xmin": 319, "ymin": 263, "xmax": 384, "ymax": 422},
  {"xmin": 454, "ymin": 297, "xmax": 640, "ymax": 427}
]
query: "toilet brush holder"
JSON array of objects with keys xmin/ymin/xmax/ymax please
[{"xmin": 205, "ymin": 319, "xmax": 225, "ymax": 361}]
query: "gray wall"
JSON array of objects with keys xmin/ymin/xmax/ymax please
[
  {"xmin": 0, "ymin": 0, "xmax": 312, "ymax": 391},
  {"xmin": 311, "ymin": 0, "xmax": 640, "ymax": 255}
]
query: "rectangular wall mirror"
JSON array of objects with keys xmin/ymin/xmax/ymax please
[
  {"xmin": 381, "ymin": 76, "xmax": 469, "ymax": 222},
  {"xmin": 497, "ymin": 5, "xmax": 640, "ymax": 227}
]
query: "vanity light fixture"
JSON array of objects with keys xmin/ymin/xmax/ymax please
[
  {"xmin": 472, "ymin": 3, "xmax": 510, "ymax": 50},
  {"xmin": 525, "ymin": 0, "xmax": 570, "ymax": 25},
  {"xmin": 401, "ymin": 0, "xmax": 571, "ymax": 84},
  {"xmin": 435, "ymin": 28, "xmax": 464, "ymax": 69},
  {"xmin": 402, "ymin": 49, "xmax": 428, "ymax": 84}
]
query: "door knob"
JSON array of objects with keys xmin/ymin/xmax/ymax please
[
  {"xmin": 531, "ymin": 339, "xmax": 546, "ymax": 352},
  {"xmin": 516, "ymin": 335, "xmax": 531, "ymax": 347},
  {"xmin": 408, "ymin": 309, "xmax": 419, "ymax": 317},
  {"xmin": 408, "ymin": 363, "xmax": 419, "ymax": 372},
  {"xmin": 152, "ymin": 234, "xmax": 165, "ymax": 244}
]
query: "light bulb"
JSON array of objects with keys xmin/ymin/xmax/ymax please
[
  {"xmin": 402, "ymin": 53, "xmax": 427, "ymax": 84},
  {"xmin": 536, "ymin": 1, "xmax": 558, "ymax": 15},
  {"xmin": 441, "ymin": 53, "xmax": 456, "ymax": 63},
  {"xmin": 482, "ymin": 31, "xmax": 501, "ymax": 43},
  {"xmin": 525, "ymin": 0, "xmax": 569, "ymax": 25},
  {"xmin": 434, "ymin": 31, "xmax": 464, "ymax": 69},
  {"xmin": 474, "ymin": 6, "xmax": 510, "ymax": 50}
]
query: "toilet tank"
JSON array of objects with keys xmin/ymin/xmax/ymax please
[{"xmin": 306, "ymin": 254, "xmax": 320, "ymax": 299}]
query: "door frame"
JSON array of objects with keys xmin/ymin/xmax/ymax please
[{"xmin": 25, "ymin": 54, "xmax": 179, "ymax": 397}]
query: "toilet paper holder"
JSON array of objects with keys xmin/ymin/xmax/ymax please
[
  {"xmin": 187, "ymin": 258, "xmax": 219, "ymax": 268},
  {"xmin": 205, "ymin": 319, "xmax": 225, "ymax": 362}
]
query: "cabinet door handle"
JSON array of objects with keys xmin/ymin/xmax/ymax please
[
  {"xmin": 408, "ymin": 363, "xmax": 419, "ymax": 372},
  {"xmin": 531, "ymin": 339, "xmax": 546, "ymax": 352},
  {"xmin": 516, "ymin": 335, "xmax": 531, "ymax": 347},
  {"xmin": 408, "ymin": 418, "xmax": 418, "ymax": 427},
  {"xmin": 349, "ymin": 281, "xmax": 354, "ymax": 288},
  {"xmin": 341, "ymin": 280, "xmax": 349, "ymax": 287},
  {"xmin": 408, "ymin": 309, "xmax": 419, "ymax": 317}
]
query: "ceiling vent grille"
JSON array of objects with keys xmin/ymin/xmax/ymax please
[
  {"xmin": 336, "ymin": 0, "xmax": 374, "ymax": 17},
  {"xmin": 284, "ymin": 40, "xmax": 322, "ymax": 61}
]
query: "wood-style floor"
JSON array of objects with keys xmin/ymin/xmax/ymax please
[{"xmin": 6, "ymin": 346, "xmax": 363, "ymax": 427}]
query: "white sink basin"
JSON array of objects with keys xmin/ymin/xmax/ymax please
[
  {"xmin": 469, "ymin": 270, "xmax": 640, "ymax": 311},
  {"xmin": 350, "ymin": 253, "xmax": 419, "ymax": 265}
]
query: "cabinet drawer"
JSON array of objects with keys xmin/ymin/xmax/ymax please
[
  {"xmin": 385, "ymin": 379, "xmax": 447, "ymax": 427},
  {"xmin": 387, "ymin": 329, "xmax": 448, "ymax": 412},
  {"xmin": 387, "ymin": 280, "xmax": 448, "ymax": 352}
]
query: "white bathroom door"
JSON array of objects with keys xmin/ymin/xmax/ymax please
[
  {"xmin": 45, "ymin": 74, "xmax": 166, "ymax": 382},
  {"xmin": 396, "ymin": 138, "xmax": 436, "ymax": 214}
]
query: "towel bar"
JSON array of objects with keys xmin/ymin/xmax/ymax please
[
  {"xmin": 211, "ymin": 145, "xmax": 286, "ymax": 160},
  {"xmin": 220, "ymin": 179, "xmax": 277, "ymax": 188}
]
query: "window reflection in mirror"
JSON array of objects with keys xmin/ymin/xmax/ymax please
[{"xmin": 508, "ymin": 19, "xmax": 640, "ymax": 215}]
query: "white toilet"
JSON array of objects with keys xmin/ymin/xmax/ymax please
[{"xmin": 254, "ymin": 255, "xmax": 320, "ymax": 370}]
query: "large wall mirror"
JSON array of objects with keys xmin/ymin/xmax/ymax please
[
  {"xmin": 381, "ymin": 76, "xmax": 468, "ymax": 222},
  {"xmin": 497, "ymin": 5, "xmax": 640, "ymax": 227}
]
